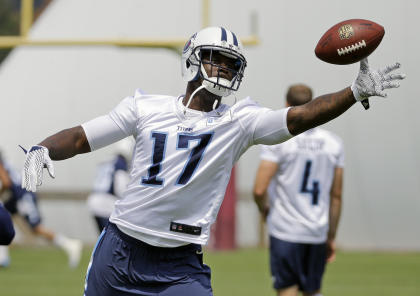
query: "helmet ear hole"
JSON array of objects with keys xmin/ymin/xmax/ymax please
[{"xmin": 186, "ymin": 60, "xmax": 191, "ymax": 68}]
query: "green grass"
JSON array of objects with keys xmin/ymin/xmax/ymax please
[{"xmin": 0, "ymin": 246, "xmax": 419, "ymax": 296}]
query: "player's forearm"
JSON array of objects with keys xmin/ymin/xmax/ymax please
[
  {"xmin": 38, "ymin": 126, "xmax": 91, "ymax": 160},
  {"xmin": 287, "ymin": 87, "xmax": 355, "ymax": 135},
  {"xmin": 328, "ymin": 195, "xmax": 342, "ymax": 241}
]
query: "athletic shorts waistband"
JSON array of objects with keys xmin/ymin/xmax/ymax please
[{"xmin": 107, "ymin": 222, "xmax": 202, "ymax": 256}]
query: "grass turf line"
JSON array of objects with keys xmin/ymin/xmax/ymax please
[{"xmin": 0, "ymin": 246, "xmax": 419, "ymax": 296}]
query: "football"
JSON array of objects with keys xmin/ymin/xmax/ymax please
[{"xmin": 315, "ymin": 19, "xmax": 385, "ymax": 65}]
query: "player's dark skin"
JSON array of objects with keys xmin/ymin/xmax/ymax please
[{"xmin": 37, "ymin": 50, "xmax": 356, "ymax": 161}]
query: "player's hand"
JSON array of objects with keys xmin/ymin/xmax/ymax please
[
  {"xmin": 351, "ymin": 58, "xmax": 406, "ymax": 109},
  {"xmin": 257, "ymin": 203, "xmax": 269, "ymax": 222},
  {"xmin": 326, "ymin": 239, "xmax": 336, "ymax": 263},
  {"xmin": 21, "ymin": 145, "xmax": 55, "ymax": 192},
  {"xmin": 261, "ymin": 206, "xmax": 269, "ymax": 222}
]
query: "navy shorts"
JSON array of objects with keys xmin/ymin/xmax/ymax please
[
  {"xmin": 4, "ymin": 192, "xmax": 41, "ymax": 229},
  {"xmin": 93, "ymin": 216, "xmax": 109, "ymax": 233},
  {"xmin": 84, "ymin": 223, "xmax": 213, "ymax": 296},
  {"xmin": 269, "ymin": 236, "xmax": 327, "ymax": 293}
]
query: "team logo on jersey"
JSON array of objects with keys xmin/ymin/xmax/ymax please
[
  {"xmin": 177, "ymin": 126, "xmax": 194, "ymax": 132},
  {"xmin": 206, "ymin": 110, "xmax": 233, "ymax": 126}
]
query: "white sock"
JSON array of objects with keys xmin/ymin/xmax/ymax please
[
  {"xmin": 0, "ymin": 245, "xmax": 10, "ymax": 264},
  {"xmin": 53, "ymin": 234, "xmax": 71, "ymax": 250}
]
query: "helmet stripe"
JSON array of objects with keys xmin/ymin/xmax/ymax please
[
  {"xmin": 231, "ymin": 31, "xmax": 238, "ymax": 46},
  {"xmin": 220, "ymin": 27, "xmax": 227, "ymax": 42}
]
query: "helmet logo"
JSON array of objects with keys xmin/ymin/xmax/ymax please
[
  {"xmin": 183, "ymin": 39, "xmax": 192, "ymax": 53},
  {"xmin": 183, "ymin": 33, "xmax": 196, "ymax": 54}
]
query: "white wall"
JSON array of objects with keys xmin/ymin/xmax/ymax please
[{"xmin": 1, "ymin": 0, "xmax": 419, "ymax": 249}]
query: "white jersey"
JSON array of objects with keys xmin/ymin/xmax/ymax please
[
  {"xmin": 82, "ymin": 91, "xmax": 292, "ymax": 247},
  {"xmin": 260, "ymin": 128, "xmax": 344, "ymax": 244}
]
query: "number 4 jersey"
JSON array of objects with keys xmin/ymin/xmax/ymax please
[
  {"xmin": 82, "ymin": 91, "xmax": 292, "ymax": 247},
  {"xmin": 260, "ymin": 128, "xmax": 344, "ymax": 244}
]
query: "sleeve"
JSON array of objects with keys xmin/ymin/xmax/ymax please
[
  {"xmin": 81, "ymin": 96, "xmax": 138, "ymax": 151},
  {"xmin": 0, "ymin": 204, "xmax": 15, "ymax": 245},
  {"xmin": 259, "ymin": 144, "xmax": 281, "ymax": 163},
  {"xmin": 109, "ymin": 96, "xmax": 138, "ymax": 136},
  {"xmin": 253, "ymin": 107, "xmax": 293, "ymax": 145}
]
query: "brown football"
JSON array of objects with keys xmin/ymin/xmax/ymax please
[{"xmin": 315, "ymin": 19, "xmax": 385, "ymax": 65}]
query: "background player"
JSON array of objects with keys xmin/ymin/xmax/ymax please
[
  {"xmin": 0, "ymin": 151, "xmax": 82, "ymax": 268},
  {"xmin": 87, "ymin": 138, "xmax": 132, "ymax": 233},
  {"xmin": 20, "ymin": 27, "xmax": 404, "ymax": 295},
  {"xmin": 0, "ymin": 204, "xmax": 15, "ymax": 245},
  {"xmin": 0, "ymin": 152, "xmax": 15, "ymax": 245},
  {"xmin": 253, "ymin": 84, "xmax": 343, "ymax": 296}
]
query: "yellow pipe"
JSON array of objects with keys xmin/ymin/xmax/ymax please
[
  {"xmin": 10, "ymin": 0, "xmax": 259, "ymax": 52},
  {"xmin": 0, "ymin": 36, "xmax": 259, "ymax": 48},
  {"xmin": 20, "ymin": 0, "xmax": 34, "ymax": 37},
  {"xmin": 202, "ymin": 0, "xmax": 210, "ymax": 28}
]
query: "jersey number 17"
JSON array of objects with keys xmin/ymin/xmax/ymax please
[{"xmin": 141, "ymin": 132, "xmax": 213, "ymax": 186}]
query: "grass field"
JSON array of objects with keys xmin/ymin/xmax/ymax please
[{"xmin": 0, "ymin": 246, "xmax": 419, "ymax": 296}]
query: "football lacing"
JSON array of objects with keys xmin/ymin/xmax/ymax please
[{"xmin": 337, "ymin": 40, "xmax": 367, "ymax": 56}]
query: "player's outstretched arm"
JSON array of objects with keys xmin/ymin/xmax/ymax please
[
  {"xmin": 22, "ymin": 126, "xmax": 90, "ymax": 192},
  {"xmin": 286, "ymin": 58, "xmax": 405, "ymax": 135},
  {"xmin": 38, "ymin": 126, "xmax": 90, "ymax": 160},
  {"xmin": 287, "ymin": 87, "xmax": 355, "ymax": 135}
]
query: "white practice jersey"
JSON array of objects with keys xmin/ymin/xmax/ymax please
[
  {"xmin": 260, "ymin": 128, "xmax": 344, "ymax": 244},
  {"xmin": 82, "ymin": 91, "xmax": 292, "ymax": 247}
]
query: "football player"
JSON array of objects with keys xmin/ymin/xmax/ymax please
[
  {"xmin": 0, "ymin": 153, "xmax": 15, "ymax": 246},
  {"xmin": 253, "ymin": 84, "xmax": 343, "ymax": 296},
  {"xmin": 20, "ymin": 27, "xmax": 404, "ymax": 295},
  {"xmin": 0, "ymin": 153, "xmax": 82, "ymax": 268},
  {"xmin": 0, "ymin": 204, "xmax": 14, "ymax": 245},
  {"xmin": 87, "ymin": 138, "xmax": 132, "ymax": 233}
]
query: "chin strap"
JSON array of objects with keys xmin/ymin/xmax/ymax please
[
  {"xmin": 212, "ymin": 99, "xmax": 219, "ymax": 110},
  {"xmin": 184, "ymin": 85, "xmax": 206, "ymax": 114},
  {"xmin": 184, "ymin": 84, "xmax": 221, "ymax": 114}
]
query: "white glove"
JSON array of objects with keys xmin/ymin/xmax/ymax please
[
  {"xmin": 21, "ymin": 145, "xmax": 55, "ymax": 192},
  {"xmin": 351, "ymin": 58, "xmax": 406, "ymax": 108}
]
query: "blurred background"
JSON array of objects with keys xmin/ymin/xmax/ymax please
[{"xmin": 0, "ymin": 0, "xmax": 418, "ymax": 295}]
